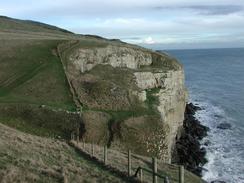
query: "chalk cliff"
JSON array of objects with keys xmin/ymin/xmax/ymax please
[{"xmin": 61, "ymin": 40, "xmax": 187, "ymax": 162}]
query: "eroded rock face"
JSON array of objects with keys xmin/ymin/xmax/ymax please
[
  {"xmin": 134, "ymin": 70, "xmax": 187, "ymax": 162},
  {"xmin": 63, "ymin": 41, "xmax": 187, "ymax": 162},
  {"xmin": 69, "ymin": 45, "xmax": 152, "ymax": 73}
]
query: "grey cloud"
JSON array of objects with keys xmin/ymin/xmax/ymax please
[
  {"xmin": 188, "ymin": 5, "xmax": 243, "ymax": 15},
  {"xmin": 154, "ymin": 5, "xmax": 243, "ymax": 15},
  {"xmin": 1, "ymin": 0, "xmax": 244, "ymax": 49},
  {"xmin": 122, "ymin": 37, "xmax": 142, "ymax": 40}
]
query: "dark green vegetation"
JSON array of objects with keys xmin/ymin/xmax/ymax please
[
  {"xmin": 0, "ymin": 104, "xmax": 80, "ymax": 138},
  {"xmin": 145, "ymin": 88, "xmax": 161, "ymax": 115},
  {"xmin": 151, "ymin": 52, "xmax": 182, "ymax": 70},
  {"xmin": 139, "ymin": 52, "xmax": 182, "ymax": 72}
]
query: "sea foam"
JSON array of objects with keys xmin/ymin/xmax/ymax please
[{"xmin": 191, "ymin": 98, "xmax": 244, "ymax": 183}]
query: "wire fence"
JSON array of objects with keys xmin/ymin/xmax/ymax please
[{"xmin": 70, "ymin": 132, "xmax": 185, "ymax": 183}]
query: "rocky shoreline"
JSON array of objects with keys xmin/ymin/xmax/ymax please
[{"xmin": 174, "ymin": 103, "xmax": 209, "ymax": 176}]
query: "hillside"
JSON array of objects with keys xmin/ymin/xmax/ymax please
[
  {"xmin": 0, "ymin": 123, "xmax": 127, "ymax": 183},
  {"xmin": 0, "ymin": 16, "xmax": 204, "ymax": 182},
  {"xmin": 0, "ymin": 16, "xmax": 72, "ymax": 34},
  {"xmin": 0, "ymin": 122, "xmax": 204, "ymax": 183}
]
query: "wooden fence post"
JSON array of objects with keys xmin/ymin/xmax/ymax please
[
  {"xmin": 128, "ymin": 150, "xmax": 131, "ymax": 176},
  {"xmin": 104, "ymin": 146, "xmax": 107, "ymax": 165},
  {"xmin": 76, "ymin": 128, "xmax": 79, "ymax": 144},
  {"xmin": 92, "ymin": 143, "xmax": 94, "ymax": 156},
  {"xmin": 153, "ymin": 157, "xmax": 157, "ymax": 183},
  {"xmin": 139, "ymin": 168, "xmax": 143, "ymax": 182},
  {"xmin": 179, "ymin": 165, "xmax": 184, "ymax": 183},
  {"xmin": 164, "ymin": 176, "xmax": 170, "ymax": 183}
]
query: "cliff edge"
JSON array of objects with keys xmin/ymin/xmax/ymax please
[{"xmin": 58, "ymin": 39, "xmax": 188, "ymax": 162}]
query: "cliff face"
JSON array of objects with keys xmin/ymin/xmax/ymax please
[
  {"xmin": 62, "ymin": 40, "xmax": 187, "ymax": 162},
  {"xmin": 133, "ymin": 70, "xmax": 187, "ymax": 162},
  {"xmin": 70, "ymin": 45, "xmax": 153, "ymax": 73}
]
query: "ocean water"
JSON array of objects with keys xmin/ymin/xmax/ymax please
[{"xmin": 165, "ymin": 48, "xmax": 244, "ymax": 183}]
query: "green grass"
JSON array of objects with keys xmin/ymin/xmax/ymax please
[
  {"xmin": 139, "ymin": 52, "xmax": 182, "ymax": 72},
  {"xmin": 0, "ymin": 39, "xmax": 79, "ymax": 138},
  {"xmin": 145, "ymin": 88, "xmax": 161, "ymax": 115},
  {"xmin": 151, "ymin": 52, "xmax": 182, "ymax": 70},
  {"xmin": 0, "ymin": 39, "xmax": 75, "ymax": 110},
  {"xmin": 0, "ymin": 16, "xmax": 73, "ymax": 34},
  {"xmin": 0, "ymin": 117, "xmax": 57, "ymax": 137},
  {"xmin": 0, "ymin": 103, "xmax": 80, "ymax": 138}
]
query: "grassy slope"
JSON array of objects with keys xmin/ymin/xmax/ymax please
[
  {"xmin": 0, "ymin": 17, "xmax": 78, "ymax": 138},
  {"xmin": 0, "ymin": 39, "xmax": 74, "ymax": 109},
  {"xmin": 0, "ymin": 16, "xmax": 72, "ymax": 34},
  {"xmin": 72, "ymin": 141, "xmax": 205, "ymax": 183},
  {"xmin": 0, "ymin": 122, "xmax": 204, "ymax": 183},
  {"xmin": 0, "ymin": 123, "xmax": 126, "ymax": 183}
]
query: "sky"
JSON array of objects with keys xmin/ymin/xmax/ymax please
[{"xmin": 1, "ymin": 0, "xmax": 244, "ymax": 49}]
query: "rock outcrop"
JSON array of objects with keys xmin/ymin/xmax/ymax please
[
  {"xmin": 174, "ymin": 103, "xmax": 209, "ymax": 176},
  {"xmin": 61, "ymin": 40, "xmax": 187, "ymax": 162},
  {"xmin": 69, "ymin": 45, "xmax": 153, "ymax": 73},
  {"xmin": 133, "ymin": 70, "xmax": 187, "ymax": 161}
]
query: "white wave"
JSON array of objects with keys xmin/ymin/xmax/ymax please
[{"xmin": 190, "ymin": 98, "xmax": 244, "ymax": 183}]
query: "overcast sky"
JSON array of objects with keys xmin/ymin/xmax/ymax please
[{"xmin": 1, "ymin": 0, "xmax": 244, "ymax": 49}]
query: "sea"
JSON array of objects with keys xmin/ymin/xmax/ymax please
[{"xmin": 165, "ymin": 48, "xmax": 244, "ymax": 183}]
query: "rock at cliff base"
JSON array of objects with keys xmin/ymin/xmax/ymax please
[
  {"xmin": 186, "ymin": 102, "xmax": 202, "ymax": 115},
  {"xmin": 174, "ymin": 103, "xmax": 209, "ymax": 176},
  {"xmin": 211, "ymin": 180, "xmax": 227, "ymax": 183},
  {"xmin": 217, "ymin": 122, "xmax": 232, "ymax": 130}
]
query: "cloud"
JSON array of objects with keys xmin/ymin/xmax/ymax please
[
  {"xmin": 143, "ymin": 37, "xmax": 156, "ymax": 44},
  {"xmin": 1, "ymin": 0, "xmax": 244, "ymax": 49},
  {"xmin": 186, "ymin": 5, "xmax": 243, "ymax": 15},
  {"xmin": 2, "ymin": 0, "xmax": 244, "ymax": 18},
  {"xmin": 154, "ymin": 5, "xmax": 244, "ymax": 15}
]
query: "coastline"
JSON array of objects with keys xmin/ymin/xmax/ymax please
[
  {"xmin": 167, "ymin": 48, "xmax": 244, "ymax": 183},
  {"xmin": 173, "ymin": 103, "xmax": 209, "ymax": 176}
]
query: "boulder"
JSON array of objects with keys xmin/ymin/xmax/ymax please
[
  {"xmin": 217, "ymin": 123, "xmax": 232, "ymax": 130},
  {"xmin": 175, "ymin": 103, "xmax": 208, "ymax": 176},
  {"xmin": 211, "ymin": 180, "xmax": 227, "ymax": 183}
]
